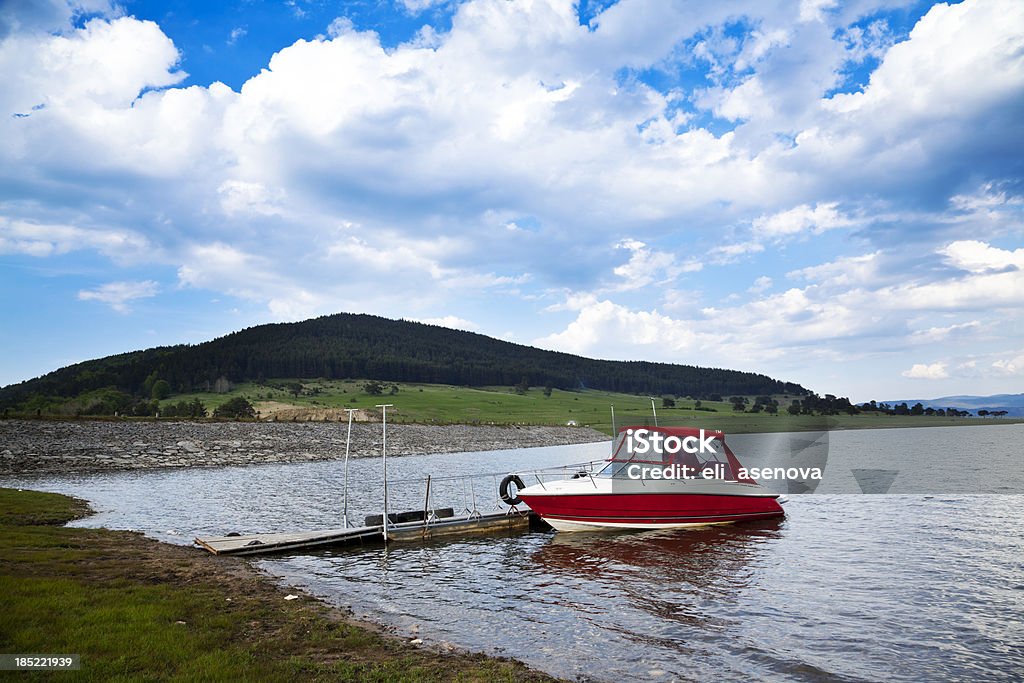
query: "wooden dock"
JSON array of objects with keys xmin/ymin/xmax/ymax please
[{"xmin": 195, "ymin": 510, "xmax": 542, "ymax": 556}]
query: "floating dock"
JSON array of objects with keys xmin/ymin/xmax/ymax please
[{"xmin": 195, "ymin": 509, "xmax": 543, "ymax": 556}]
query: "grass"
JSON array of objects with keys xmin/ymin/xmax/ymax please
[
  {"xmin": 161, "ymin": 379, "xmax": 1022, "ymax": 435},
  {"xmin": 0, "ymin": 488, "xmax": 555, "ymax": 682}
]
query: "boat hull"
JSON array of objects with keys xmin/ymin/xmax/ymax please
[{"xmin": 518, "ymin": 492, "xmax": 785, "ymax": 532}]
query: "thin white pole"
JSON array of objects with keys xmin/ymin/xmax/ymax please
[
  {"xmin": 377, "ymin": 404, "xmax": 394, "ymax": 542},
  {"xmin": 650, "ymin": 397, "xmax": 658, "ymax": 427},
  {"xmin": 610, "ymin": 404, "xmax": 616, "ymax": 455},
  {"xmin": 342, "ymin": 408, "xmax": 356, "ymax": 528}
]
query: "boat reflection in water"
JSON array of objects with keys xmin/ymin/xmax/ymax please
[{"xmin": 529, "ymin": 520, "xmax": 785, "ymax": 636}]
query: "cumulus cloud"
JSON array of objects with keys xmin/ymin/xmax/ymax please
[
  {"xmin": 748, "ymin": 275, "xmax": 773, "ymax": 294},
  {"xmin": 940, "ymin": 240, "xmax": 1024, "ymax": 273},
  {"xmin": 77, "ymin": 280, "xmax": 159, "ymax": 313},
  {"xmin": 537, "ymin": 238, "xmax": 1024, "ymax": 382},
  {"xmin": 753, "ymin": 202, "xmax": 853, "ymax": 240},
  {"xmin": 901, "ymin": 362, "xmax": 949, "ymax": 380},
  {"xmin": 992, "ymin": 352, "xmax": 1024, "ymax": 375},
  {"xmin": 612, "ymin": 239, "xmax": 698, "ymax": 290}
]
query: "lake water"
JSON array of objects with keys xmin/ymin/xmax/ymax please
[{"xmin": 3, "ymin": 424, "xmax": 1022, "ymax": 681}]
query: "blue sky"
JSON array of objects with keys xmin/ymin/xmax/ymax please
[{"xmin": 1, "ymin": 0, "xmax": 1022, "ymax": 401}]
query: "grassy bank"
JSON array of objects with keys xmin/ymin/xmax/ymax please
[
  {"xmin": 0, "ymin": 488, "xmax": 554, "ymax": 682},
  {"xmin": 160, "ymin": 380, "xmax": 1021, "ymax": 435}
]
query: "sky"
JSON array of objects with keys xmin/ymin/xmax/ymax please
[{"xmin": 0, "ymin": 0, "xmax": 1022, "ymax": 402}]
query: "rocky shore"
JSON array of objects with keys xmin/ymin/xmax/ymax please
[{"xmin": 0, "ymin": 419, "xmax": 607, "ymax": 474}]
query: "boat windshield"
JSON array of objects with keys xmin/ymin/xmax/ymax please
[{"xmin": 597, "ymin": 429, "xmax": 735, "ymax": 480}]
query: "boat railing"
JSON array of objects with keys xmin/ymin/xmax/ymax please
[
  {"xmin": 509, "ymin": 459, "xmax": 607, "ymax": 491},
  {"xmin": 377, "ymin": 460, "xmax": 608, "ymax": 524}
]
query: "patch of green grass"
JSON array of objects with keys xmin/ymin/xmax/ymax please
[
  {"xmin": 159, "ymin": 380, "xmax": 1020, "ymax": 435},
  {"xmin": 0, "ymin": 488, "xmax": 90, "ymax": 526},
  {"xmin": 0, "ymin": 488, "xmax": 555, "ymax": 682}
]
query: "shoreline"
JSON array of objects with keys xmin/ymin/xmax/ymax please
[
  {"xmin": 0, "ymin": 420, "xmax": 607, "ymax": 475},
  {"xmin": 0, "ymin": 487, "xmax": 557, "ymax": 681},
  {"xmin": 2, "ymin": 417, "xmax": 1020, "ymax": 475}
]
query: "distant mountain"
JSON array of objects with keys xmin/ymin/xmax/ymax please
[
  {"xmin": 882, "ymin": 394, "xmax": 1024, "ymax": 417},
  {"xmin": 0, "ymin": 312, "xmax": 809, "ymax": 410}
]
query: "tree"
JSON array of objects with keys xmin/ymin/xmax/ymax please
[
  {"xmin": 543, "ymin": 384, "xmax": 553, "ymax": 397},
  {"xmin": 142, "ymin": 371, "xmax": 159, "ymax": 397},
  {"xmin": 214, "ymin": 396, "xmax": 256, "ymax": 419},
  {"xmin": 787, "ymin": 401, "xmax": 801, "ymax": 416},
  {"xmin": 662, "ymin": 397, "xmax": 676, "ymax": 408},
  {"xmin": 188, "ymin": 398, "xmax": 208, "ymax": 418},
  {"xmin": 363, "ymin": 380, "xmax": 383, "ymax": 396},
  {"xmin": 151, "ymin": 379, "xmax": 171, "ymax": 400},
  {"xmin": 514, "ymin": 376, "xmax": 529, "ymax": 395},
  {"xmin": 287, "ymin": 381, "xmax": 304, "ymax": 398}
]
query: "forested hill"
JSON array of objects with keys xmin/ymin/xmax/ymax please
[{"xmin": 0, "ymin": 312, "xmax": 808, "ymax": 406}]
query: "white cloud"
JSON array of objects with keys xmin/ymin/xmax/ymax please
[
  {"xmin": 228, "ymin": 26, "xmax": 246, "ymax": 45},
  {"xmin": 823, "ymin": 1, "xmax": 1024, "ymax": 120},
  {"xmin": 940, "ymin": 240, "xmax": 1024, "ymax": 274},
  {"xmin": 399, "ymin": 0, "xmax": 451, "ymax": 15},
  {"xmin": 753, "ymin": 202, "xmax": 852, "ymax": 239},
  {"xmin": 799, "ymin": 0, "xmax": 837, "ymax": 24},
  {"xmin": 748, "ymin": 275, "xmax": 772, "ymax": 294},
  {"xmin": 542, "ymin": 291, "xmax": 599, "ymax": 313},
  {"xmin": 992, "ymin": 353, "xmax": 1024, "ymax": 375},
  {"xmin": 788, "ymin": 252, "xmax": 882, "ymax": 287},
  {"xmin": 901, "ymin": 362, "xmax": 949, "ymax": 380},
  {"xmin": 0, "ymin": 16, "xmax": 184, "ymax": 113},
  {"xmin": 414, "ymin": 315, "xmax": 480, "ymax": 331},
  {"xmin": 77, "ymin": 280, "xmax": 159, "ymax": 313},
  {"xmin": 0, "ymin": 217, "xmax": 151, "ymax": 262},
  {"xmin": 707, "ymin": 240, "xmax": 764, "ymax": 264},
  {"xmin": 909, "ymin": 321, "xmax": 981, "ymax": 344},
  {"xmin": 612, "ymin": 239, "xmax": 687, "ymax": 290},
  {"xmin": 535, "ymin": 299, "xmax": 709, "ymax": 360},
  {"xmin": 538, "ymin": 238, "xmax": 1024, "ymax": 375},
  {"xmin": 218, "ymin": 180, "xmax": 285, "ymax": 216}
]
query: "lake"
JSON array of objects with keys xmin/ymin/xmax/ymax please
[{"xmin": 3, "ymin": 424, "xmax": 1022, "ymax": 681}]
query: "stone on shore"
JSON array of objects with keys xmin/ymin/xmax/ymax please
[{"xmin": 0, "ymin": 420, "xmax": 607, "ymax": 475}]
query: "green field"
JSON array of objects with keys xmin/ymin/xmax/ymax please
[{"xmin": 162, "ymin": 380, "xmax": 1020, "ymax": 434}]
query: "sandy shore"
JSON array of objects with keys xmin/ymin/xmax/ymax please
[{"xmin": 0, "ymin": 419, "xmax": 607, "ymax": 474}]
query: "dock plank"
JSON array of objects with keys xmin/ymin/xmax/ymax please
[{"xmin": 195, "ymin": 510, "xmax": 537, "ymax": 556}]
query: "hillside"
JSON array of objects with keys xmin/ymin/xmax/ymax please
[{"xmin": 0, "ymin": 313, "xmax": 807, "ymax": 412}]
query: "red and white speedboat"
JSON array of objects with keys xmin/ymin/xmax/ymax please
[{"xmin": 515, "ymin": 426, "xmax": 785, "ymax": 532}]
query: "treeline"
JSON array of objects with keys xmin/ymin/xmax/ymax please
[
  {"xmin": 0, "ymin": 312, "xmax": 809, "ymax": 410},
  {"xmin": 858, "ymin": 400, "xmax": 977, "ymax": 417}
]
